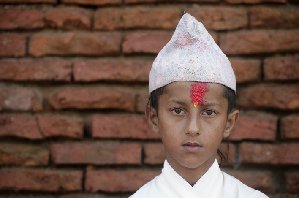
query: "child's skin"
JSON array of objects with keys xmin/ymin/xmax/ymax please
[{"xmin": 146, "ymin": 81, "xmax": 239, "ymax": 185}]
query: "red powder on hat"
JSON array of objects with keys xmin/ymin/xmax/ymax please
[{"xmin": 191, "ymin": 82, "xmax": 208, "ymax": 107}]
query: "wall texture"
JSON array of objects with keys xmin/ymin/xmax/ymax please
[{"xmin": 0, "ymin": 0, "xmax": 299, "ymax": 197}]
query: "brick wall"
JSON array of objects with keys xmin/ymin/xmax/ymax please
[{"xmin": 0, "ymin": 0, "xmax": 298, "ymax": 197}]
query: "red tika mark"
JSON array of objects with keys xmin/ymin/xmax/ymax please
[{"xmin": 191, "ymin": 82, "xmax": 208, "ymax": 107}]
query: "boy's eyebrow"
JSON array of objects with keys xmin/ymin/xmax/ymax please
[{"xmin": 169, "ymin": 99, "xmax": 187, "ymax": 106}]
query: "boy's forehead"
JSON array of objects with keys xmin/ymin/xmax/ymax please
[{"xmin": 163, "ymin": 82, "xmax": 225, "ymax": 98}]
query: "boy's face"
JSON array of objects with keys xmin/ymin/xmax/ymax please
[{"xmin": 147, "ymin": 81, "xmax": 238, "ymax": 174}]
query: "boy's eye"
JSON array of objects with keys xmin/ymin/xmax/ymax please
[
  {"xmin": 202, "ymin": 109, "xmax": 217, "ymax": 117},
  {"xmin": 171, "ymin": 107, "xmax": 184, "ymax": 115}
]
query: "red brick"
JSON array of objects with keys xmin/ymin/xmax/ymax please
[
  {"xmin": 225, "ymin": 0, "xmax": 286, "ymax": 3},
  {"xmin": 29, "ymin": 32, "xmax": 121, "ymax": 57},
  {"xmin": 0, "ymin": 59, "xmax": 72, "ymax": 81},
  {"xmin": 0, "ymin": 34, "xmax": 25, "ymax": 57},
  {"xmin": 37, "ymin": 114, "xmax": 83, "ymax": 138},
  {"xmin": 85, "ymin": 168, "xmax": 158, "ymax": 192},
  {"xmin": 0, "ymin": 87, "xmax": 42, "ymax": 111},
  {"xmin": 0, "ymin": 8, "xmax": 44, "ymax": 29},
  {"xmin": 123, "ymin": 31, "xmax": 171, "ymax": 54},
  {"xmin": 240, "ymin": 143, "xmax": 299, "ymax": 165},
  {"xmin": 281, "ymin": 114, "xmax": 299, "ymax": 139},
  {"xmin": 73, "ymin": 58, "xmax": 152, "ymax": 82},
  {"xmin": 125, "ymin": 0, "xmax": 218, "ymax": 3},
  {"xmin": 188, "ymin": 6, "xmax": 247, "ymax": 30},
  {"xmin": 48, "ymin": 87, "xmax": 136, "ymax": 111},
  {"xmin": 0, "ymin": 169, "xmax": 82, "ymax": 192},
  {"xmin": 0, "ymin": 0, "xmax": 56, "ymax": 3},
  {"xmin": 229, "ymin": 111, "xmax": 277, "ymax": 141},
  {"xmin": 250, "ymin": 6, "xmax": 299, "ymax": 29},
  {"xmin": 136, "ymin": 88, "xmax": 148, "ymax": 113},
  {"xmin": 91, "ymin": 114, "xmax": 159, "ymax": 139},
  {"xmin": 220, "ymin": 30, "xmax": 299, "ymax": 55},
  {"xmin": 0, "ymin": 143, "xmax": 49, "ymax": 166},
  {"xmin": 61, "ymin": 0, "xmax": 121, "ymax": 5},
  {"xmin": 0, "ymin": 114, "xmax": 42, "ymax": 139},
  {"xmin": 144, "ymin": 143, "xmax": 164, "ymax": 165},
  {"xmin": 225, "ymin": 169, "xmax": 274, "ymax": 193},
  {"xmin": 237, "ymin": 84, "xmax": 299, "ymax": 110},
  {"xmin": 231, "ymin": 58, "xmax": 261, "ymax": 83},
  {"xmin": 94, "ymin": 6, "xmax": 181, "ymax": 30},
  {"xmin": 51, "ymin": 142, "xmax": 141, "ymax": 165},
  {"xmin": 285, "ymin": 172, "xmax": 299, "ymax": 193},
  {"xmin": 44, "ymin": 7, "xmax": 91, "ymax": 30},
  {"xmin": 264, "ymin": 55, "xmax": 299, "ymax": 81}
]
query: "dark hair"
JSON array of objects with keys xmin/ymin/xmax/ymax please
[{"xmin": 148, "ymin": 84, "xmax": 236, "ymax": 164}]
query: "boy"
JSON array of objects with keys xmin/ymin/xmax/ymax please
[{"xmin": 130, "ymin": 13, "xmax": 268, "ymax": 198}]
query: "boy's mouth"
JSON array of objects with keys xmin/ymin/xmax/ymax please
[{"xmin": 182, "ymin": 142, "xmax": 202, "ymax": 152}]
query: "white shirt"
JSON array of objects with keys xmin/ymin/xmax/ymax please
[{"xmin": 130, "ymin": 160, "xmax": 268, "ymax": 198}]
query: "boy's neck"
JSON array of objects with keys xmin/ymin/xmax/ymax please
[{"xmin": 167, "ymin": 156, "xmax": 216, "ymax": 186}]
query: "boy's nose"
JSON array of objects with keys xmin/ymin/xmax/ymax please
[{"xmin": 186, "ymin": 115, "xmax": 200, "ymax": 136}]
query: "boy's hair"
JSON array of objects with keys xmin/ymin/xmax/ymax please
[
  {"xmin": 148, "ymin": 84, "xmax": 236, "ymax": 164},
  {"xmin": 149, "ymin": 84, "xmax": 236, "ymax": 114}
]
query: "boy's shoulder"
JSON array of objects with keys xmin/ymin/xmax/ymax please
[{"xmin": 129, "ymin": 175, "xmax": 158, "ymax": 198}]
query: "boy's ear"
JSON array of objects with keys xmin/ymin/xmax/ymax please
[
  {"xmin": 145, "ymin": 101, "xmax": 159, "ymax": 133},
  {"xmin": 223, "ymin": 109, "xmax": 239, "ymax": 138}
]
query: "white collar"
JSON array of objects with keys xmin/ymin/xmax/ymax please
[{"xmin": 160, "ymin": 159, "xmax": 222, "ymax": 197}]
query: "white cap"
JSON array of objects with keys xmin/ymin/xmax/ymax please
[{"xmin": 149, "ymin": 13, "xmax": 236, "ymax": 93}]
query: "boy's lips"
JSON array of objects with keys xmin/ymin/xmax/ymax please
[{"xmin": 182, "ymin": 142, "xmax": 203, "ymax": 152}]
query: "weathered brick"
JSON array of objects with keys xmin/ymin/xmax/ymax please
[
  {"xmin": 61, "ymin": 0, "xmax": 121, "ymax": 5},
  {"xmin": 0, "ymin": 143, "xmax": 49, "ymax": 166},
  {"xmin": 0, "ymin": 8, "xmax": 44, "ymax": 29},
  {"xmin": 136, "ymin": 88, "xmax": 148, "ymax": 113},
  {"xmin": 85, "ymin": 168, "xmax": 158, "ymax": 192},
  {"xmin": 0, "ymin": 87, "xmax": 42, "ymax": 111},
  {"xmin": 29, "ymin": 32, "xmax": 121, "ymax": 57},
  {"xmin": 240, "ymin": 143, "xmax": 299, "ymax": 165},
  {"xmin": 220, "ymin": 30, "xmax": 299, "ymax": 55},
  {"xmin": 250, "ymin": 6, "xmax": 299, "ymax": 29},
  {"xmin": 91, "ymin": 114, "xmax": 159, "ymax": 139},
  {"xmin": 285, "ymin": 172, "xmax": 299, "ymax": 193},
  {"xmin": 0, "ymin": 169, "xmax": 82, "ymax": 192},
  {"xmin": 94, "ymin": 6, "xmax": 181, "ymax": 30},
  {"xmin": 281, "ymin": 114, "xmax": 299, "ymax": 139},
  {"xmin": 0, "ymin": 34, "xmax": 25, "ymax": 57},
  {"xmin": 51, "ymin": 142, "xmax": 141, "ymax": 165},
  {"xmin": 123, "ymin": 31, "xmax": 171, "ymax": 54},
  {"xmin": 48, "ymin": 87, "xmax": 136, "ymax": 111},
  {"xmin": 231, "ymin": 58, "xmax": 261, "ymax": 83},
  {"xmin": 144, "ymin": 143, "xmax": 164, "ymax": 165},
  {"xmin": 125, "ymin": 0, "xmax": 218, "ymax": 3},
  {"xmin": 237, "ymin": 84, "xmax": 299, "ymax": 110},
  {"xmin": 0, "ymin": 114, "xmax": 42, "ymax": 139},
  {"xmin": 44, "ymin": 7, "xmax": 91, "ymax": 29},
  {"xmin": 225, "ymin": 0, "xmax": 286, "ymax": 3},
  {"xmin": 264, "ymin": 55, "xmax": 299, "ymax": 81},
  {"xmin": 0, "ymin": 0, "xmax": 56, "ymax": 3},
  {"xmin": 229, "ymin": 111, "xmax": 277, "ymax": 141},
  {"xmin": 225, "ymin": 169, "xmax": 274, "ymax": 193},
  {"xmin": 37, "ymin": 114, "xmax": 83, "ymax": 138},
  {"xmin": 73, "ymin": 58, "xmax": 152, "ymax": 82},
  {"xmin": 188, "ymin": 6, "xmax": 247, "ymax": 30},
  {"xmin": 0, "ymin": 59, "xmax": 72, "ymax": 81}
]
